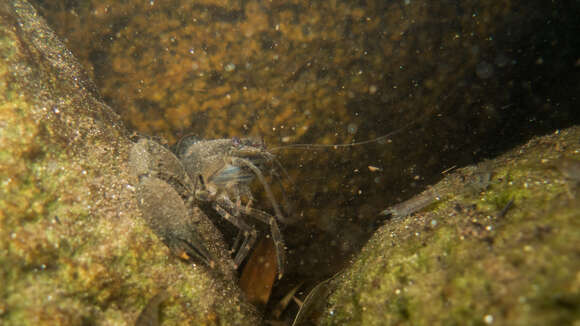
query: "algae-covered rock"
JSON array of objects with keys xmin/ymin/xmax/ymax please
[
  {"xmin": 317, "ymin": 127, "xmax": 580, "ymax": 325},
  {"xmin": 0, "ymin": 1, "xmax": 259, "ymax": 324},
  {"xmin": 14, "ymin": 0, "xmax": 579, "ymax": 323},
  {"xmin": 30, "ymin": 0, "xmax": 580, "ymax": 288}
]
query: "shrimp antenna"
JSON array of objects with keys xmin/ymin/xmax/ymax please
[{"xmin": 270, "ymin": 118, "xmax": 420, "ymax": 152}]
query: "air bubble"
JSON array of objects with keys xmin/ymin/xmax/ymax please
[{"xmin": 483, "ymin": 314, "xmax": 494, "ymax": 324}]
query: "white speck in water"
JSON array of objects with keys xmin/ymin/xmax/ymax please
[
  {"xmin": 369, "ymin": 85, "xmax": 378, "ymax": 94},
  {"xmin": 486, "ymin": 225, "xmax": 493, "ymax": 231},
  {"xmin": 404, "ymin": 0, "xmax": 411, "ymax": 5},
  {"xmin": 224, "ymin": 63, "xmax": 236, "ymax": 72},
  {"xmin": 431, "ymin": 219, "xmax": 438, "ymax": 227},
  {"xmin": 483, "ymin": 314, "xmax": 494, "ymax": 324},
  {"xmin": 149, "ymin": 0, "xmax": 154, "ymax": 5},
  {"xmin": 189, "ymin": 48, "xmax": 195, "ymax": 54}
]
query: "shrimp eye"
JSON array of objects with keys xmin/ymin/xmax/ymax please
[{"xmin": 232, "ymin": 137, "xmax": 242, "ymax": 147}]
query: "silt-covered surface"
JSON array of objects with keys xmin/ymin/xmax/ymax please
[
  {"xmin": 5, "ymin": 0, "xmax": 580, "ymax": 324},
  {"xmin": 0, "ymin": 1, "xmax": 259, "ymax": 324},
  {"xmin": 29, "ymin": 0, "xmax": 580, "ymax": 290},
  {"xmin": 319, "ymin": 127, "xmax": 580, "ymax": 325}
]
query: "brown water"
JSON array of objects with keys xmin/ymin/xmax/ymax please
[{"xmin": 31, "ymin": 0, "xmax": 580, "ymax": 320}]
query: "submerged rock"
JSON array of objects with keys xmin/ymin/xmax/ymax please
[
  {"xmin": 31, "ymin": 0, "xmax": 580, "ymax": 290},
  {"xmin": 317, "ymin": 127, "xmax": 580, "ymax": 325},
  {"xmin": 0, "ymin": 1, "xmax": 259, "ymax": 324}
]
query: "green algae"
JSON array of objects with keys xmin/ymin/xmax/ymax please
[
  {"xmin": 30, "ymin": 0, "xmax": 580, "ymax": 293},
  {"xmin": 8, "ymin": 0, "xmax": 579, "ymax": 324},
  {"xmin": 0, "ymin": 1, "xmax": 259, "ymax": 324},
  {"xmin": 318, "ymin": 127, "xmax": 580, "ymax": 325}
]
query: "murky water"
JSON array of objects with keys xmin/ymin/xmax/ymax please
[{"xmin": 31, "ymin": 0, "xmax": 579, "ymax": 321}]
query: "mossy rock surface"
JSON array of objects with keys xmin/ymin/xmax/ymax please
[
  {"xmin": 0, "ymin": 1, "xmax": 259, "ymax": 324},
  {"xmin": 2, "ymin": 0, "xmax": 578, "ymax": 325},
  {"xmin": 29, "ymin": 0, "xmax": 580, "ymax": 286},
  {"xmin": 319, "ymin": 127, "xmax": 580, "ymax": 325},
  {"xmin": 29, "ymin": 0, "xmax": 580, "ymax": 290}
]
